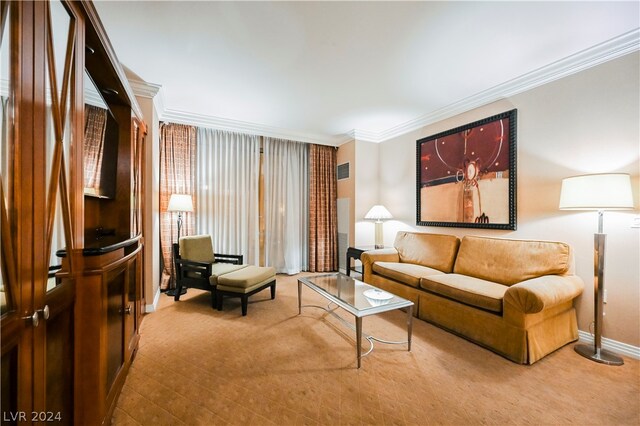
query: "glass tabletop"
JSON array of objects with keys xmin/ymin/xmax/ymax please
[{"xmin": 298, "ymin": 273, "xmax": 413, "ymax": 317}]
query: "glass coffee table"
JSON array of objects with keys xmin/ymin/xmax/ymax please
[{"xmin": 297, "ymin": 273, "xmax": 414, "ymax": 368}]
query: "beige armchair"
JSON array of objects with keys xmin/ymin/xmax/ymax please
[
  {"xmin": 173, "ymin": 235, "xmax": 244, "ymax": 306},
  {"xmin": 173, "ymin": 235, "xmax": 277, "ymax": 316}
]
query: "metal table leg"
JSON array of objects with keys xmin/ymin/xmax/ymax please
[
  {"xmin": 356, "ymin": 316, "xmax": 362, "ymax": 368},
  {"xmin": 407, "ymin": 305, "xmax": 413, "ymax": 352},
  {"xmin": 298, "ymin": 281, "xmax": 302, "ymax": 314}
]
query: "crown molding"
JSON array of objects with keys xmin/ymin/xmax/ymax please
[
  {"xmin": 124, "ymin": 29, "xmax": 639, "ymax": 146},
  {"xmin": 152, "ymin": 89, "xmax": 166, "ymax": 119},
  {"xmin": 127, "ymin": 78, "xmax": 166, "ymax": 120},
  {"xmin": 376, "ymin": 29, "xmax": 640, "ymax": 143},
  {"xmin": 160, "ymin": 108, "xmax": 349, "ymax": 146},
  {"xmin": 348, "ymin": 128, "xmax": 381, "ymax": 143},
  {"xmin": 124, "ymin": 79, "xmax": 350, "ymax": 145},
  {"xmin": 128, "ymin": 79, "xmax": 162, "ymax": 99},
  {"xmin": 84, "ymin": 88, "xmax": 107, "ymax": 108}
]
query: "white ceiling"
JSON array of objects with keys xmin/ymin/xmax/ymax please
[{"xmin": 94, "ymin": 1, "xmax": 639, "ymax": 144}]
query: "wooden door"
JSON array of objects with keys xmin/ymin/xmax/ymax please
[
  {"xmin": 132, "ymin": 118, "xmax": 146, "ymax": 309},
  {"xmin": 32, "ymin": 1, "xmax": 80, "ymax": 422},
  {"xmin": 1, "ymin": 1, "xmax": 36, "ymax": 420},
  {"xmin": 1, "ymin": 1, "xmax": 80, "ymax": 423},
  {"xmin": 124, "ymin": 252, "xmax": 141, "ymax": 359}
]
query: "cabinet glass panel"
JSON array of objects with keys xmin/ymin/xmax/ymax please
[
  {"xmin": 45, "ymin": 0, "xmax": 74, "ymax": 291},
  {"xmin": 131, "ymin": 123, "xmax": 140, "ymax": 236},
  {"xmin": 0, "ymin": 0, "xmax": 13, "ymax": 316}
]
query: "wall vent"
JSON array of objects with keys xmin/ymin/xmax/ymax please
[
  {"xmin": 337, "ymin": 198, "xmax": 350, "ymax": 274},
  {"xmin": 337, "ymin": 162, "xmax": 350, "ymax": 180},
  {"xmin": 338, "ymin": 232, "xmax": 348, "ymax": 272}
]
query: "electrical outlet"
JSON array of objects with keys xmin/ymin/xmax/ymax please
[
  {"xmin": 604, "ymin": 289, "xmax": 608, "ymax": 304},
  {"xmin": 632, "ymin": 216, "xmax": 640, "ymax": 228}
]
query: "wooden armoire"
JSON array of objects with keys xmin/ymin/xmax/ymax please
[{"xmin": 1, "ymin": 1, "xmax": 145, "ymax": 424}]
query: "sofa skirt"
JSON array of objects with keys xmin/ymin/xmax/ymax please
[{"xmin": 418, "ymin": 292, "xmax": 579, "ymax": 364}]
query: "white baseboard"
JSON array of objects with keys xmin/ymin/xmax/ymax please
[
  {"xmin": 578, "ymin": 330, "xmax": 640, "ymax": 360},
  {"xmin": 145, "ymin": 287, "xmax": 161, "ymax": 313}
]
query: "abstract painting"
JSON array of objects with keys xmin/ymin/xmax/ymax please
[{"xmin": 416, "ymin": 110, "xmax": 517, "ymax": 230}]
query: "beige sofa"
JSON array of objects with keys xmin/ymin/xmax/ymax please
[{"xmin": 361, "ymin": 232, "xmax": 584, "ymax": 364}]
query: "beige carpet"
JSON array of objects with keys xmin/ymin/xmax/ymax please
[{"xmin": 112, "ymin": 273, "xmax": 639, "ymax": 425}]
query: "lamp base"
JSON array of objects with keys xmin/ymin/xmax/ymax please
[
  {"xmin": 374, "ymin": 221, "xmax": 384, "ymax": 249},
  {"xmin": 574, "ymin": 344, "xmax": 624, "ymax": 365},
  {"xmin": 165, "ymin": 288, "xmax": 187, "ymax": 297}
]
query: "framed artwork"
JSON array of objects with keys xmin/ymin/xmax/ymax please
[{"xmin": 416, "ymin": 109, "xmax": 517, "ymax": 230}]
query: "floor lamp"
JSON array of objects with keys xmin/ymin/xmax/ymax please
[
  {"xmin": 365, "ymin": 205, "xmax": 393, "ymax": 249},
  {"xmin": 559, "ymin": 173, "xmax": 634, "ymax": 365},
  {"xmin": 166, "ymin": 194, "xmax": 194, "ymax": 297}
]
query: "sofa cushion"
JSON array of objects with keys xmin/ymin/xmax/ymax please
[
  {"xmin": 421, "ymin": 274, "xmax": 508, "ymax": 313},
  {"xmin": 394, "ymin": 231, "xmax": 460, "ymax": 272},
  {"xmin": 217, "ymin": 266, "xmax": 276, "ymax": 289},
  {"xmin": 208, "ymin": 264, "xmax": 247, "ymax": 286},
  {"xmin": 372, "ymin": 261, "xmax": 444, "ymax": 288},
  {"xmin": 453, "ymin": 236, "xmax": 571, "ymax": 286}
]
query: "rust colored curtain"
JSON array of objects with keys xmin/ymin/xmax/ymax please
[
  {"xmin": 159, "ymin": 123, "xmax": 196, "ymax": 290},
  {"xmin": 309, "ymin": 144, "xmax": 338, "ymax": 272},
  {"xmin": 83, "ymin": 104, "xmax": 107, "ymax": 191}
]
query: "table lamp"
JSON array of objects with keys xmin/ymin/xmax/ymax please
[
  {"xmin": 365, "ymin": 205, "xmax": 393, "ymax": 249},
  {"xmin": 559, "ymin": 173, "xmax": 634, "ymax": 365}
]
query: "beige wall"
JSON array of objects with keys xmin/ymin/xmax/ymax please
[
  {"xmin": 377, "ymin": 52, "xmax": 640, "ymax": 346},
  {"xmin": 135, "ymin": 96, "xmax": 161, "ymax": 311},
  {"xmin": 354, "ymin": 140, "xmax": 382, "ymax": 246},
  {"xmin": 337, "ymin": 140, "xmax": 355, "ymax": 246}
]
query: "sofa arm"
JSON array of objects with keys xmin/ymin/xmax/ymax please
[
  {"xmin": 504, "ymin": 275, "xmax": 584, "ymax": 314},
  {"xmin": 361, "ymin": 249, "xmax": 399, "ymax": 282}
]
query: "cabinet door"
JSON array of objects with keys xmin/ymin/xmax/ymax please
[
  {"xmin": 105, "ymin": 265, "xmax": 126, "ymax": 396},
  {"xmin": 131, "ymin": 118, "xmax": 146, "ymax": 310},
  {"xmin": 34, "ymin": 0, "xmax": 82, "ymax": 424},
  {"xmin": 1, "ymin": 1, "xmax": 79, "ymax": 423},
  {"xmin": 131, "ymin": 119, "xmax": 143, "ymax": 238},
  {"xmin": 0, "ymin": 2, "xmax": 34, "ymax": 420},
  {"xmin": 125, "ymin": 253, "xmax": 141, "ymax": 358},
  {"xmin": 34, "ymin": 0, "xmax": 80, "ymax": 422}
]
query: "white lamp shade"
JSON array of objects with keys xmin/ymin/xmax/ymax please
[
  {"xmin": 167, "ymin": 194, "xmax": 194, "ymax": 213},
  {"xmin": 559, "ymin": 173, "xmax": 634, "ymax": 210},
  {"xmin": 364, "ymin": 205, "xmax": 393, "ymax": 221}
]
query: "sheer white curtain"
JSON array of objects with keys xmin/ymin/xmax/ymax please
[
  {"xmin": 264, "ymin": 137, "xmax": 309, "ymax": 274},
  {"xmin": 195, "ymin": 128, "xmax": 260, "ymax": 265}
]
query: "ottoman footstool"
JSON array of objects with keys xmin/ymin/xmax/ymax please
[{"xmin": 215, "ymin": 266, "xmax": 277, "ymax": 316}]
